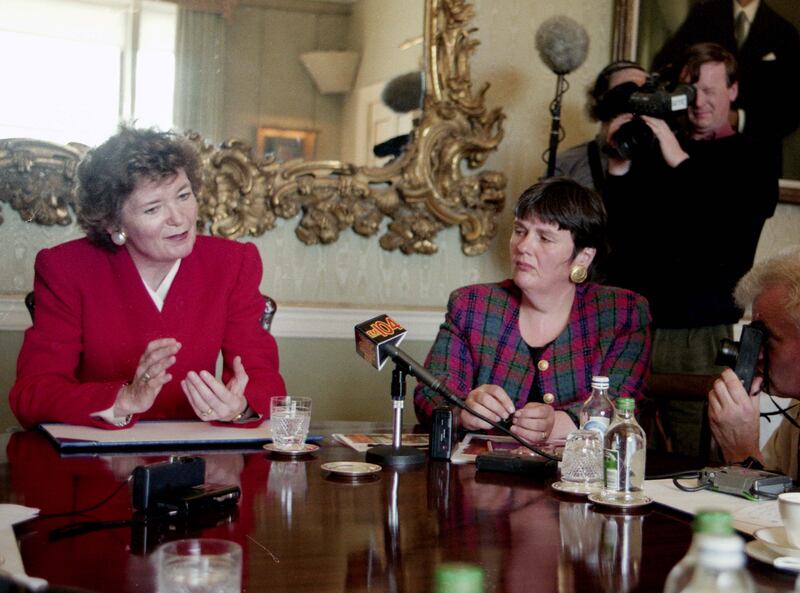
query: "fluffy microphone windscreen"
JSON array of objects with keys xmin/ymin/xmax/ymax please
[
  {"xmin": 381, "ymin": 71, "xmax": 424, "ymax": 113},
  {"xmin": 535, "ymin": 15, "xmax": 590, "ymax": 75}
]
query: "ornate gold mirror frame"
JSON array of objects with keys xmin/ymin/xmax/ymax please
[
  {"xmin": 0, "ymin": 0, "xmax": 506, "ymax": 255},
  {"xmin": 611, "ymin": 0, "xmax": 799, "ymax": 204}
]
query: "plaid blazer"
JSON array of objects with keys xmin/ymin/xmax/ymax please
[{"xmin": 414, "ymin": 280, "xmax": 652, "ymax": 425}]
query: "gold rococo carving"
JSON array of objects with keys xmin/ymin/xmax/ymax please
[{"xmin": 0, "ymin": 0, "xmax": 505, "ymax": 255}]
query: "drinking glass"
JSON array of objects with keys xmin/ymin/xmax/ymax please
[
  {"xmin": 156, "ymin": 538, "xmax": 242, "ymax": 593},
  {"xmin": 559, "ymin": 430, "xmax": 604, "ymax": 492},
  {"xmin": 270, "ymin": 396, "xmax": 312, "ymax": 451}
]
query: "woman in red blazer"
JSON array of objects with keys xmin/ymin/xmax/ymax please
[{"xmin": 10, "ymin": 127, "xmax": 286, "ymax": 429}]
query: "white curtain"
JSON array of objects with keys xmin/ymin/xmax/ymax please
[{"xmin": 173, "ymin": 7, "xmax": 225, "ymax": 143}]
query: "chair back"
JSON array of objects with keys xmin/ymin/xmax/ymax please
[
  {"xmin": 261, "ymin": 294, "xmax": 277, "ymax": 332},
  {"xmin": 24, "ymin": 291, "xmax": 35, "ymax": 323}
]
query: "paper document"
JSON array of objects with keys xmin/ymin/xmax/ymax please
[
  {"xmin": 0, "ymin": 504, "xmax": 47, "ymax": 590},
  {"xmin": 645, "ymin": 478, "xmax": 781, "ymax": 535},
  {"xmin": 39, "ymin": 420, "xmax": 280, "ymax": 451}
]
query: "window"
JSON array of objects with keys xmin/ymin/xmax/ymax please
[{"xmin": 0, "ymin": 0, "xmax": 177, "ymax": 146}]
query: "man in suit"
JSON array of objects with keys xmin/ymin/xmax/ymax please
[{"xmin": 652, "ymin": 0, "xmax": 800, "ymax": 175}]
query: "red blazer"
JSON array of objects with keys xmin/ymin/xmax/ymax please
[{"xmin": 10, "ymin": 236, "xmax": 286, "ymax": 429}]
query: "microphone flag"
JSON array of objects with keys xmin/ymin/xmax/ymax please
[{"xmin": 354, "ymin": 314, "xmax": 407, "ymax": 371}]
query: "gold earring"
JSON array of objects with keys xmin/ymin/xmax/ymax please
[{"xmin": 570, "ymin": 264, "xmax": 587, "ymax": 284}]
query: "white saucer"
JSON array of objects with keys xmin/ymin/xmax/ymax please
[
  {"xmin": 754, "ymin": 526, "xmax": 800, "ymax": 558},
  {"xmin": 588, "ymin": 492, "xmax": 653, "ymax": 509},
  {"xmin": 746, "ymin": 540, "xmax": 800, "ymax": 572},
  {"xmin": 321, "ymin": 461, "xmax": 382, "ymax": 477},
  {"xmin": 263, "ymin": 443, "xmax": 320, "ymax": 456},
  {"xmin": 551, "ymin": 480, "xmax": 602, "ymax": 496}
]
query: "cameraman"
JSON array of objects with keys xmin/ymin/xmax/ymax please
[
  {"xmin": 603, "ymin": 42, "xmax": 778, "ymax": 457},
  {"xmin": 555, "ymin": 60, "xmax": 647, "ymax": 192},
  {"xmin": 708, "ymin": 247, "xmax": 800, "ymax": 477}
]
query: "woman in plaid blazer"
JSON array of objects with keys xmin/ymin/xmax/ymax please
[{"xmin": 414, "ymin": 178, "xmax": 651, "ymax": 443}]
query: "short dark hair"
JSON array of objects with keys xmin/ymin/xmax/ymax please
[
  {"xmin": 76, "ymin": 126, "xmax": 202, "ymax": 250},
  {"xmin": 514, "ymin": 177, "xmax": 608, "ymax": 272},
  {"xmin": 587, "ymin": 60, "xmax": 647, "ymax": 121},
  {"xmin": 680, "ymin": 42, "xmax": 738, "ymax": 87}
]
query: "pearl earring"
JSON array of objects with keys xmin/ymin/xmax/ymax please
[{"xmin": 111, "ymin": 230, "xmax": 127, "ymax": 246}]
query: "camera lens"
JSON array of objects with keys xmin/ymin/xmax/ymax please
[
  {"xmin": 715, "ymin": 339, "xmax": 740, "ymax": 368},
  {"xmin": 612, "ymin": 118, "xmax": 655, "ymax": 160}
]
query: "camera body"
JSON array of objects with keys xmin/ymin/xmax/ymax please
[
  {"xmin": 715, "ymin": 321, "xmax": 767, "ymax": 394},
  {"xmin": 131, "ymin": 456, "xmax": 240, "ymax": 517},
  {"xmin": 429, "ymin": 406, "xmax": 458, "ymax": 461},
  {"xmin": 597, "ymin": 75, "xmax": 696, "ymax": 160}
]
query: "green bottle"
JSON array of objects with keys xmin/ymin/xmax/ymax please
[
  {"xmin": 433, "ymin": 563, "xmax": 484, "ymax": 593},
  {"xmin": 663, "ymin": 510, "xmax": 735, "ymax": 593}
]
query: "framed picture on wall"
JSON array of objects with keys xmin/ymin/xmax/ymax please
[{"xmin": 256, "ymin": 127, "xmax": 317, "ymax": 162}]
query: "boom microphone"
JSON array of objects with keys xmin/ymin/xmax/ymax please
[
  {"xmin": 381, "ymin": 71, "xmax": 424, "ymax": 113},
  {"xmin": 535, "ymin": 15, "xmax": 589, "ymax": 75},
  {"xmin": 354, "ymin": 315, "xmax": 560, "ymax": 461}
]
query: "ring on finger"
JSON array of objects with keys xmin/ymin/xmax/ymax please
[{"xmin": 142, "ymin": 371, "xmax": 152, "ymax": 383}]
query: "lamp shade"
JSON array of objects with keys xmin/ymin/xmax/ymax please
[{"xmin": 300, "ymin": 51, "xmax": 360, "ymax": 94}]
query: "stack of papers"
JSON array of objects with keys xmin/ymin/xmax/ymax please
[{"xmin": 332, "ymin": 433, "xmax": 429, "ymax": 452}]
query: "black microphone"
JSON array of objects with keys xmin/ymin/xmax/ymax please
[
  {"xmin": 354, "ymin": 315, "xmax": 560, "ymax": 460},
  {"xmin": 535, "ymin": 15, "xmax": 589, "ymax": 75}
]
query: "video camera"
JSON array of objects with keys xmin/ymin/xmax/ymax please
[
  {"xmin": 595, "ymin": 75, "xmax": 696, "ymax": 160},
  {"xmin": 715, "ymin": 321, "xmax": 768, "ymax": 394}
]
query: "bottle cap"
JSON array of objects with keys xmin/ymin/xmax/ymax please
[
  {"xmin": 434, "ymin": 563, "xmax": 484, "ymax": 593},
  {"xmin": 616, "ymin": 397, "xmax": 635, "ymax": 411},
  {"xmin": 591, "ymin": 376, "xmax": 610, "ymax": 389},
  {"xmin": 694, "ymin": 509, "xmax": 733, "ymax": 535}
]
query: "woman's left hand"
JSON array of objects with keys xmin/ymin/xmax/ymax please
[
  {"xmin": 181, "ymin": 356, "xmax": 249, "ymax": 422},
  {"xmin": 509, "ymin": 402, "xmax": 556, "ymax": 443}
]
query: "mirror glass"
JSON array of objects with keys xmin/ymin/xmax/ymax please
[
  {"xmin": 0, "ymin": 0, "xmax": 424, "ymax": 167},
  {"xmin": 634, "ymin": 0, "xmax": 800, "ymax": 181}
]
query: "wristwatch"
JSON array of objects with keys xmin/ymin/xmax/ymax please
[{"xmin": 230, "ymin": 404, "xmax": 257, "ymax": 424}]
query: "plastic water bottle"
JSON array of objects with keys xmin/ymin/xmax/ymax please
[
  {"xmin": 602, "ymin": 397, "xmax": 646, "ymax": 504},
  {"xmin": 663, "ymin": 510, "xmax": 734, "ymax": 593},
  {"xmin": 580, "ymin": 375, "xmax": 615, "ymax": 438},
  {"xmin": 672, "ymin": 533, "xmax": 754, "ymax": 593}
]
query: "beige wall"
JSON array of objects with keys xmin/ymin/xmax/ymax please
[
  {"xmin": 222, "ymin": 4, "xmax": 350, "ymax": 160},
  {"xmin": 1, "ymin": 0, "xmax": 799, "ymax": 431}
]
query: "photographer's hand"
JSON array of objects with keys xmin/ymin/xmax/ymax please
[
  {"xmin": 708, "ymin": 368, "xmax": 764, "ymax": 465},
  {"xmin": 641, "ymin": 115, "xmax": 689, "ymax": 168}
]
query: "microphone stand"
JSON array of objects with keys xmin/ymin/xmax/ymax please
[
  {"xmin": 366, "ymin": 363, "xmax": 426, "ymax": 468},
  {"xmin": 545, "ymin": 73, "xmax": 569, "ymax": 178}
]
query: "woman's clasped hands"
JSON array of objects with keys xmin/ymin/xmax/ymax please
[{"xmin": 460, "ymin": 384, "xmax": 560, "ymax": 443}]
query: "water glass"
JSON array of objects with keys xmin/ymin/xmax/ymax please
[
  {"xmin": 156, "ymin": 538, "xmax": 242, "ymax": 593},
  {"xmin": 560, "ymin": 430, "xmax": 604, "ymax": 486},
  {"xmin": 270, "ymin": 396, "xmax": 312, "ymax": 451}
]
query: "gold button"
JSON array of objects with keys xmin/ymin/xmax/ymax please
[
  {"xmin": 543, "ymin": 393, "xmax": 555, "ymax": 404},
  {"xmin": 537, "ymin": 359, "xmax": 550, "ymax": 371}
]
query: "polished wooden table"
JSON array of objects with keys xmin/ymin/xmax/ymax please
[{"xmin": 1, "ymin": 423, "xmax": 796, "ymax": 593}]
